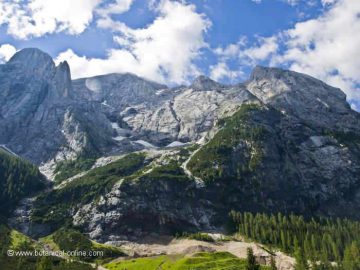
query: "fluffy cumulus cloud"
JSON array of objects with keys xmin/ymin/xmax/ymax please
[
  {"xmin": 212, "ymin": 36, "xmax": 278, "ymax": 81},
  {"xmin": 0, "ymin": 44, "xmax": 16, "ymax": 63},
  {"xmin": 210, "ymin": 62, "xmax": 243, "ymax": 82},
  {"xmin": 0, "ymin": 0, "xmax": 133, "ymax": 39},
  {"xmin": 56, "ymin": 0, "xmax": 210, "ymax": 84},
  {"xmin": 96, "ymin": 0, "xmax": 133, "ymax": 17}
]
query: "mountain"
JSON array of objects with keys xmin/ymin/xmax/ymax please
[{"xmin": 2, "ymin": 48, "xmax": 360, "ymax": 269}]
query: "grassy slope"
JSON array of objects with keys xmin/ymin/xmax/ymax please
[
  {"xmin": 0, "ymin": 224, "xmax": 92, "ymax": 270},
  {"xmin": 105, "ymin": 252, "xmax": 270, "ymax": 270},
  {"xmin": 39, "ymin": 228, "xmax": 125, "ymax": 262},
  {"xmin": 54, "ymin": 157, "xmax": 97, "ymax": 183}
]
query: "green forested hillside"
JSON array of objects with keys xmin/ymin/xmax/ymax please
[
  {"xmin": 230, "ymin": 211, "xmax": 360, "ymax": 269},
  {"xmin": 187, "ymin": 103, "xmax": 266, "ymax": 183},
  {"xmin": 0, "ymin": 149, "xmax": 46, "ymax": 216}
]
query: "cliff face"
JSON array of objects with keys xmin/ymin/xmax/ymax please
[{"xmin": 0, "ymin": 48, "xmax": 114, "ymax": 164}]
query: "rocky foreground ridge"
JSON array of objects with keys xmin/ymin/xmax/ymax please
[{"xmin": 1, "ymin": 48, "xmax": 360, "ymax": 243}]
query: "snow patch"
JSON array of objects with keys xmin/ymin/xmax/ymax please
[
  {"xmin": 317, "ymin": 97, "xmax": 330, "ymax": 108},
  {"xmin": 155, "ymin": 89, "xmax": 167, "ymax": 95},
  {"xmin": 134, "ymin": 140, "xmax": 157, "ymax": 149},
  {"xmin": 85, "ymin": 78, "xmax": 102, "ymax": 92},
  {"xmin": 166, "ymin": 141, "xmax": 187, "ymax": 148},
  {"xmin": 113, "ymin": 136, "xmax": 126, "ymax": 141},
  {"xmin": 101, "ymin": 100, "xmax": 113, "ymax": 108}
]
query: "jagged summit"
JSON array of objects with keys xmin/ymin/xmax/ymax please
[{"xmin": 190, "ymin": 75, "xmax": 225, "ymax": 91}]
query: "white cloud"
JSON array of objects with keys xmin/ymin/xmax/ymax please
[
  {"xmin": 274, "ymin": 0, "xmax": 360, "ymax": 102},
  {"xmin": 282, "ymin": 0, "xmax": 299, "ymax": 6},
  {"xmin": 0, "ymin": 44, "xmax": 16, "ymax": 63},
  {"xmin": 210, "ymin": 62, "xmax": 243, "ymax": 82},
  {"xmin": 241, "ymin": 36, "xmax": 278, "ymax": 63},
  {"xmin": 321, "ymin": 0, "xmax": 337, "ymax": 5},
  {"xmin": 212, "ymin": 36, "xmax": 278, "ymax": 82},
  {"xmin": 0, "ymin": 0, "xmax": 134, "ymax": 39},
  {"xmin": 251, "ymin": 0, "xmax": 314, "ymax": 6},
  {"xmin": 0, "ymin": 0, "xmax": 101, "ymax": 39},
  {"xmin": 97, "ymin": 0, "xmax": 133, "ymax": 17},
  {"xmin": 57, "ymin": 0, "xmax": 211, "ymax": 84},
  {"xmin": 214, "ymin": 36, "xmax": 278, "ymax": 64}
]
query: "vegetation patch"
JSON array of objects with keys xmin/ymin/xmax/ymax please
[
  {"xmin": 324, "ymin": 129, "xmax": 360, "ymax": 145},
  {"xmin": 230, "ymin": 211, "xmax": 360, "ymax": 269},
  {"xmin": 32, "ymin": 153, "xmax": 146, "ymax": 226},
  {"xmin": 0, "ymin": 149, "xmax": 46, "ymax": 216},
  {"xmin": 0, "ymin": 224, "xmax": 93, "ymax": 270},
  {"xmin": 40, "ymin": 228, "xmax": 125, "ymax": 262},
  {"xmin": 139, "ymin": 160, "xmax": 189, "ymax": 183},
  {"xmin": 104, "ymin": 252, "xmax": 270, "ymax": 270},
  {"xmin": 187, "ymin": 104, "xmax": 266, "ymax": 183},
  {"xmin": 54, "ymin": 156, "xmax": 97, "ymax": 183},
  {"xmin": 175, "ymin": 232, "xmax": 215, "ymax": 242}
]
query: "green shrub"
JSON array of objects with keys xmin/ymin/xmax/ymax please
[{"xmin": 175, "ymin": 232, "xmax": 215, "ymax": 242}]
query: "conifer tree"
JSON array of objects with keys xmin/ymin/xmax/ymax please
[
  {"xmin": 294, "ymin": 246, "xmax": 309, "ymax": 270},
  {"xmin": 342, "ymin": 242, "xmax": 360, "ymax": 270},
  {"xmin": 246, "ymin": 247, "xmax": 260, "ymax": 270},
  {"xmin": 270, "ymin": 255, "xmax": 277, "ymax": 270}
]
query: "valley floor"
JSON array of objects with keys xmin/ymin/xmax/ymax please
[{"xmin": 103, "ymin": 235, "xmax": 294, "ymax": 270}]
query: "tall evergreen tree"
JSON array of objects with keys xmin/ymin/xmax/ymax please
[
  {"xmin": 246, "ymin": 247, "xmax": 260, "ymax": 270},
  {"xmin": 270, "ymin": 255, "xmax": 277, "ymax": 270},
  {"xmin": 342, "ymin": 242, "xmax": 360, "ymax": 270},
  {"xmin": 294, "ymin": 246, "xmax": 309, "ymax": 270}
]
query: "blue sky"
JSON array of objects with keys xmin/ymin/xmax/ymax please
[{"xmin": 0, "ymin": 0, "xmax": 359, "ymax": 110}]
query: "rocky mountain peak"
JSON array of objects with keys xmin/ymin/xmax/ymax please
[
  {"xmin": 246, "ymin": 65, "xmax": 358, "ymax": 131},
  {"xmin": 190, "ymin": 75, "xmax": 225, "ymax": 91},
  {"xmin": 249, "ymin": 65, "xmax": 281, "ymax": 80},
  {"xmin": 56, "ymin": 61, "xmax": 71, "ymax": 75},
  {"xmin": 248, "ymin": 65, "xmax": 347, "ymax": 102},
  {"xmin": 8, "ymin": 48, "xmax": 55, "ymax": 73},
  {"xmin": 53, "ymin": 61, "xmax": 72, "ymax": 98}
]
